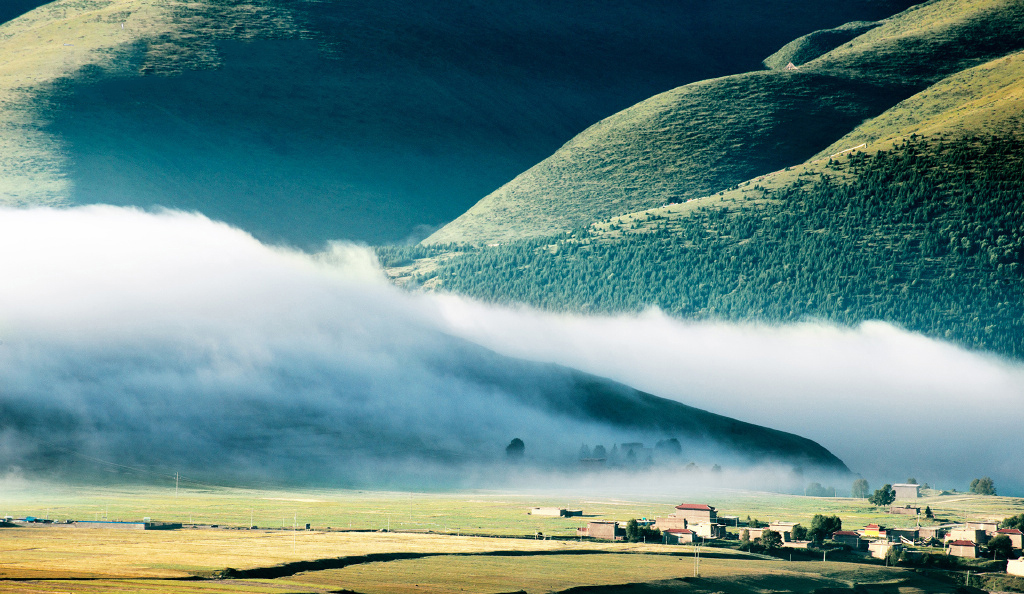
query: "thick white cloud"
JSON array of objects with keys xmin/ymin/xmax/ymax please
[
  {"xmin": 435, "ymin": 299, "xmax": 1024, "ymax": 494},
  {"xmin": 1, "ymin": 205, "xmax": 1020, "ymax": 494}
]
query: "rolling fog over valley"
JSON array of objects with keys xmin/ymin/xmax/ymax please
[
  {"xmin": 0, "ymin": 206, "xmax": 1018, "ymax": 494},
  {"xmin": 0, "ymin": 206, "xmax": 851, "ymax": 489}
]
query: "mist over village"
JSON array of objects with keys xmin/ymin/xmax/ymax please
[{"xmin": 1, "ymin": 0, "xmax": 1023, "ymax": 592}]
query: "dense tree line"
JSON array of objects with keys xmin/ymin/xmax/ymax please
[{"xmin": 380, "ymin": 135, "xmax": 1024, "ymax": 359}]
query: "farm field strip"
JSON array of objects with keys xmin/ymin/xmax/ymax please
[{"xmin": 3, "ymin": 483, "xmax": 1019, "ymax": 538}]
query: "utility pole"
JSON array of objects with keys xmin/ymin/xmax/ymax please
[{"xmin": 175, "ymin": 472, "xmax": 179, "ymax": 498}]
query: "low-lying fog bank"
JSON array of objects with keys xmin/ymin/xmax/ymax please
[{"xmin": 0, "ymin": 206, "xmax": 1019, "ymax": 494}]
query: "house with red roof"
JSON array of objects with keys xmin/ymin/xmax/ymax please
[
  {"xmin": 860, "ymin": 524, "xmax": 887, "ymax": 539},
  {"xmin": 948, "ymin": 540, "xmax": 978, "ymax": 558},
  {"xmin": 655, "ymin": 503, "xmax": 717, "ymax": 533},
  {"xmin": 997, "ymin": 528, "xmax": 1023, "ymax": 549}
]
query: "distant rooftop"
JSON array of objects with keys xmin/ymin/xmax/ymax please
[{"xmin": 675, "ymin": 504, "xmax": 714, "ymax": 511}]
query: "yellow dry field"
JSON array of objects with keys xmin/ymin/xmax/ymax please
[
  {"xmin": 0, "ymin": 531, "xmax": 958, "ymax": 594},
  {"xmin": 0, "ymin": 527, "xmax": 630, "ymax": 579}
]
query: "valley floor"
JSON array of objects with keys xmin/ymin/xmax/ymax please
[{"xmin": 1, "ymin": 483, "xmax": 1022, "ymax": 593}]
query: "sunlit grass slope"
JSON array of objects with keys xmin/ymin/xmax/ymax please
[
  {"xmin": 0, "ymin": 0, "xmax": 916, "ymax": 246},
  {"xmin": 762, "ymin": 21, "xmax": 879, "ymax": 70},
  {"xmin": 817, "ymin": 49, "xmax": 1024, "ymax": 155},
  {"xmin": 426, "ymin": 0, "xmax": 1024, "ymax": 245}
]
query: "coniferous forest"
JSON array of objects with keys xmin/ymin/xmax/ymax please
[{"xmin": 379, "ymin": 135, "xmax": 1024, "ymax": 359}]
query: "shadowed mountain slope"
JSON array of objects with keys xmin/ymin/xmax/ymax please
[
  {"xmin": 425, "ymin": 0, "xmax": 1024, "ymax": 245},
  {"xmin": 0, "ymin": 0, "xmax": 916, "ymax": 247},
  {"xmin": 3, "ymin": 309, "xmax": 849, "ymax": 485},
  {"xmin": 0, "ymin": 0, "xmax": 48, "ymax": 25}
]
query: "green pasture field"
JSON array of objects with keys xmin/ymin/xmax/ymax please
[
  {"xmin": 2, "ymin": 481, "xmax": 1022, "ymax": 593},
  {"xmin": 2, "ymin": 481, "xmax": 1020, "ymax": 538}
]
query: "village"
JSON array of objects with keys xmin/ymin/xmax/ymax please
[{"xmin": 543, "ymin": 482, "xmax": 1024, "ymax": 580}]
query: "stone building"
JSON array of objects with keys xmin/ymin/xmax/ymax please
[
  {"xmin": 655, "ymin": 503, "xmax": 717, "ymax": 532},
  {"xmin": 996, "ymin": 528, "xmax": 1023, "ymax": 549},
  {"xmin": 892, "ymin": 484, "xmax": 920, "ymax": 499},
  {"xmin": 663, "ymin": 528, "xmax": 695, "ymax": 544},
  {"xmin": 948, "ymin": 540, "xmax": 978, "ymax": 558},
  {"xmin": 577, "ymin": 521, "xmax": 625, "ymax": 540}
]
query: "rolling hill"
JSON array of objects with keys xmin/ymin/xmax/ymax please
[
  {"xmin": 391, "ymin": 0, "xmax": 1024, "ymax": 359},
  {"xmin": 425, "ymin": 0, "xmax": 1024, "ymax": 245},
  {"xmin": 0, "ymin": 0, "xmax": 916, "ymax": 247}
]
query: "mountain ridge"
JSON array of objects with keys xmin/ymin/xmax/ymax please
[
  {"xmin": 0, "ymin": 0, "xmax": 917, "ymax": 246},
  {"xmin": 425, "ymin": 0, "xmax": 1024, "ymax": 246}
]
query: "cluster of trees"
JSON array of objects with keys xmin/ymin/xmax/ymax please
[
  {"xmin": 1001, "ymin": 513, "xmax": 1024, "ymax": 530},
  {"xmin": 804, "ymin": 482, "xmax": 836, "ymax": 497},
  {"xmin": 739, "ymin": 514, "xmax": 841, "ymax": 553},
  {"xmin": 576, "ymin": 439, "xmax": 689, "ymax": 468},
  {"xmin": 969, "ymin": 476, "xmax": 996, "ymax": 495},
  {"xmin": 388, "ymin": 134, "xmax": 1024, "ymax": 359},
  {"xmin": 851, "ymin": 478, "xmax": 870, "ymax": 498},
  {"xmin": 505, "ymin": 438, "xmax": 524, "ymax": 459},
  {"xmin": 868, "ymin": 484, "xmax": 896, "ymax": 507},
  {"xmin": 808, "ymin": 514, "xmax": 843, "ymax": 542},
  {"xmin": 625, "ymin": 519, "xmax": 661, "ymax": 543},
  {"xmin": 740, "ymin": 527, "xmax": 783, "ymax": 552}
]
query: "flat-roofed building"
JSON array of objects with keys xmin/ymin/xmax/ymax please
[
  {"xmin": 948, "ymin": 528, "xmax": 987, "ymax": 545},
  {"xmin": 529, "ymin": 507, "xmax": 583, "ymax": 517},
  {"xmin": 663, "ymin": 528, "xmax": 695, "ymax": 544},
  {"xmin": 966, "ymin": 521, "xmax": 1000, "ymax": 535},
  {"xmin": 917, "ymin": 528, "xmax": 946, "ymax": 544},
  {"xmin": 1008, "ymin": 558, "xmax": 1024, "ymax": 577},
  {"xmin": 868, "ymin": 541, "xmax": 901, "ymax": 559},
  {"xmin": 577, "ymin": 521, "xmax": 625, "ymax": 540},
  {"xmin": 889, "ymin": 528, "xmax": 918, "ymax": 543},
  {"xmin": 832, "ymin": 530, "xmax": 866, "ymax": 550},
  {"xmin": 769, "ymin": 521, "xmax": 798, "ymax": 542},
  {"xmin": 691, "ymin": 522, "xmax": 723, "ymax": 538},
  {"xmin": 892, "ymin": 484, "xmax": 920, "ymax": 499}
]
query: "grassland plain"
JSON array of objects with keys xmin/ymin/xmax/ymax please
[
  {"xmin": 2, "ymin": 482, "xmax": 1020, "ymax": 593},
  {"xmin": 425, "ymin": 0, "xmax": 1024, "ymax": 245}
]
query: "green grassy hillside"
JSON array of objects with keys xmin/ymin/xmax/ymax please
[
  {"xmin": 762, "ymin": 21, "xmax": 879, "ymax": 69},
  {"xmin": 388, "ymin": 133, "xmax": 1024, "ymax": 358},
  {"xmin": 388, "ymin": 40, "xmax": 1024, "ymax": 358},
  {"xmin": 426, "ymin": 0, "xmax": 1024, "ymax": 245},
  {"xmin": 0, "ymin": 0, "xmax": 916, "ymax": 247}
]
